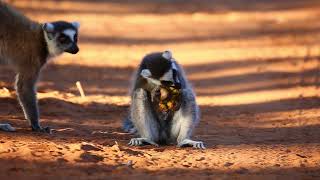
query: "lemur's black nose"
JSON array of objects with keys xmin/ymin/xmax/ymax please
[
  {"xmin": 72, "ymin": 46, "xmax": 79, "ymax": 54},
  {"xmin": 161, "ymin": 80, "xmax": 174, "ymax": 87},
  {"xmin": 66, "ymin": 44, "xmax": 79, "ymax": 54}
]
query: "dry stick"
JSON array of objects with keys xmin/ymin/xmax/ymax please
[
  {"xmin": 76, "ymin": 81, "xmax": 86, "ymax": 99},
  {"xmin": 2, "ymin": 87, "xmax": 10, "ymax": 94}
]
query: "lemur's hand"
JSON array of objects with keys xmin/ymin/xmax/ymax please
[
  {"xmin": 151, "ymin": 86, "xmax": 161, "ymax": 103},
  {"xmin": 140, "ymin": 69, "xmax": 162, "ymax": 100}
]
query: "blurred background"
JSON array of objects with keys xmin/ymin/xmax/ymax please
[{"xmin": 1, "ymin": 0, "xmax": 320, "ymax": 179}]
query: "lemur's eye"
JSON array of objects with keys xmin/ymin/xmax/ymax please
[
  {"xmin": 58, "ymin": 35, "xmax": 70, "ymax": 44},
  {"xmin": 74, "ymin": 34, "xmax": 78, "ymax": 42}
]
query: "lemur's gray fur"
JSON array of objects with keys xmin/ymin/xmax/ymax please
[
  {"xmin": 123, "ymin": 50, "xmax": 205, "ymax": 149},
  {"xmin": 0, "ymin": 2, "xmax": 80, "ymax": 133}
]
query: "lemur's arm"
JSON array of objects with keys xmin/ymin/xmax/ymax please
[
  {"xmin": 140, "ymin": 69, "xmax": 162, "ymax": 102},
  {"xmin": 140, "ymin": 69, "xmax": 161, "ymax": 87}
]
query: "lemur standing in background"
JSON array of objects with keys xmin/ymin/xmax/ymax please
[
  {"xmin": 123, "ymin": 50, "xmax": 205, "ymax": 149},
  {"xmin": 0, "ymin": 2, "xmax": 80, "ymax": 133}
]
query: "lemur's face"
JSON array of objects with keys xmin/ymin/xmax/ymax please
[
  {"xmin": 159, "ymin": 65, "xmax": 181, "ymax": 89},
  {"xmin": 42, "ymin": 21, "xmax": 80, "ymax": 56},
  {"xmin": 144, "ymin": 51, "xmax": 181, "ymax": 89},
  {"xmin": 159, "ymin": 51, "xmax": 181, "ymax": 89}
]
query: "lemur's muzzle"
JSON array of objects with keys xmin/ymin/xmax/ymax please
[
  {"xmin": 65, "ymin": 44, "xmax": 79, "ymax": 54},
  {"xmin": 160, "ymin": 80, "xmax": 181, "ymax": 90}
]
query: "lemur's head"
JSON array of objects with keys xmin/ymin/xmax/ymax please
[
  {"xmin": 142, "ymin": 50, "xmax": 181, "ymax": 89},
  {"xmin": 42, "ymin": 21, "xmax": 80, "ymax": 56},
  {"xmin": 141, "ymin": 50, "xmax": 182, "ymax": 113}
]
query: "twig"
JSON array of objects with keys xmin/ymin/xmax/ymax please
[{"xmin": 76, "ymin": 81, "xmax": 86, "ymax": 99}]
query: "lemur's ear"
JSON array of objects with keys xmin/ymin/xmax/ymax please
[
  {"xmin": 42, "ymin": 23, "xmax": 54, "ymax": 33},
  {"xmin": 162, "ymin": 50, "xmax": 172, "ymax": 60},
  {"xmin": 72, "ymin": 21, "xmax": 80, "ymax": 29},
  {"xmin": 171, "ymin": 61, "xmax": 178, "ymax": 71}
]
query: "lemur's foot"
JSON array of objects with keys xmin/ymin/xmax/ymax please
[
  {"xmin": 128, "ymin": 138, "xmax": 159, "ymax": 147},
  {"xmin": 178, "ymin": 139, "xmax": 205, "ymax": 149},
  {"xmin": 0, "ymin": 123, "xmax": 16, "ymax": 132},
  {"xmin": 32, "ymin": 126, "xmax": 52, "ymax": 134}
]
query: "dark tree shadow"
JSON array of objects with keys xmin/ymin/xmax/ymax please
[
  {"xmin": 12, "ymin": 0, "xmax": 320, "ymax": 15},
  {"xmin": 1, "ymin": 95, "xmax": 320, "ymax": 147},
  {"xmin": 195, "ymin": 96, "xmax": 320, "ymax": 146},
  {"xmin": 2, "ymin": 54, "xmax": 320, "ymax": 97},
  {"xmin": 190, "ymin": 67, "xmax": 320, "ymax": 96},
  {"xmin": 79, "ymin": 25, "xmax": 320, "ymax": 46},
  {"xmin": 0, "ymin": 96, "xmax": 130, "ymax": 145},
  {"xmin": 0, "ymin": 63, "xmax": 134, "ymax": 96},
  {"xmin": 0, "ymin": 157, "xmax": 319, "ymax": 179}
]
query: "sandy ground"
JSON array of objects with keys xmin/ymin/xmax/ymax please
[{"xmin": 1, "ymin": 0, "xmax": 320, "ymax": 179}]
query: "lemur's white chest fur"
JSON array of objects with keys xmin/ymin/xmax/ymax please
[{"xmin": 44, "ymin": 30, "xmax": 61, "ymax": 57}]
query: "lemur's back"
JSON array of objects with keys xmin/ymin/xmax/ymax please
[
  {"xmin": 0, "ymin": 2, "xmax": 45, "ymax": 68},
  {"xmin": 0, "ymin": 2, "xmax": 35, "ymax": 32}
]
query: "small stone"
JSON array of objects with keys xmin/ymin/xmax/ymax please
[
  {"xmin": 296, "ymin": 154, "xmax": 307, "ymax": 158},
  {"xmin": 196, "ymin": 157, "xmax": 205, "ymax": 161},
  {"xmin": 77, "ymin": 152, "xmax": 104, "ymax": 163},
  {"xmin": 57, "ymin": 158, "xmax": 68, "ymax": 163},
  {"xmin": 235, "ymin": 167, "xmax": 249, "ymax": 174},
  {"xmin": 224, "ymin": 162, "xmax": 234, "ymax": 167},
  {"xmin": 81, "ymin": 144, "xmax": 102, "ymax": 151},
  {"xmin": 111, "ymin": 141, "xmax": 121, "ymax": 152},
  {"xmin": 182, "ymin": 164, "xmax": 191, "ymax": 168},
  {"xmin": 274, "ymin": 164, "xmax": 281, "ymax": 167},
  {"xmin": 124, "ymin": 160, "xmax": 134, "ymax": 168}
]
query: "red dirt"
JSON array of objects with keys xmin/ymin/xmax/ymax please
[{"xmin": 1, "ymin": 0, "xmax": 320, "ymax": 179}]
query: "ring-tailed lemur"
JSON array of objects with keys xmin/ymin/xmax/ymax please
[
  {"xmin": 123, "ymin": 50, "xmax": 205, "ymax": 149},
  {"xmin": 0, "ymin": 2, "xmax": 80, "ymax": 133}
]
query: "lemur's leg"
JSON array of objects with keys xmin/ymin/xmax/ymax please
[
  {"xmin": 129, "ymin": 88, "xmax": 159, "ymax": 146},
  {"xmin": 171, "ymin": 89, "xmax": 205, "ymax": 149},
  {"xmin": 15, "ymin": 72, "xmax": 51, "ymax": 133}
]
